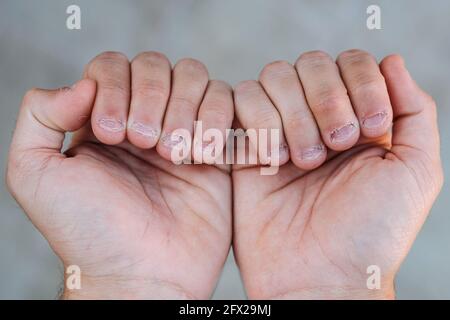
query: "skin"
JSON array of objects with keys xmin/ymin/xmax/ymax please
[
  {"xmin": 6, "ymin": 51, "xmax": 234, "ymax": 299},
  {"xmin": 6, "ymin": 50, "xmax": 443, "ymax": 300},
  {"xmin": 233, "ymin": 51, "xmax": 443, "ymax": 299}
]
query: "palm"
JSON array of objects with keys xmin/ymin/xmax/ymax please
[
  {"xmin": 34, "ymin": 140, "xmax": 231, "ymax": 299},
  {"xmin": 234, "ymin": 138, "xmax": 431, "ymax": 299}
]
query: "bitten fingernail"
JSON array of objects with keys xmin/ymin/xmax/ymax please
[
  {"xmin": 98, "ymin": 118, "xmax": 126, "ymax": 132},
  {"xmin": 362, "ymin": 111, "xmax": 388, "ymax": 129},
  {"xmin": 330, "ymin": 123, "xmax": 357, "ymax": 143}
]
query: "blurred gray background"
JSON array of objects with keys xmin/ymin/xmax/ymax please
[{"xmin": 0, "ymin": 0, "xmax": 449, "ymax": 299}]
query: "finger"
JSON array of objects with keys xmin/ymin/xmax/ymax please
[
  {"xmin": 7, "ymin": 79, "xmax": 96, "ymax": 187},
  {"xmin": 157, "ymin": 58, "xmax": 209, "ymax": 161},
  {"xmin": 85, "ymin": 51, "xmax": 131, "ymax": 145},
  {"xmin": 128, "ymin": 52, "xmax": 171, "ymax": 149},
  {"xmin": 259, "ymin": 60, "xmax": 326, "ymax": 170},
  {"xmin": 193, "ymin": 80, "xmax": 234, "ymax": 164},
  {"xmin": 234, "ymin": 80, "xmax": 289, "ymax": 166},
  {"xmin": 380, "ymin": 55, "xmax": 443, "ymax": 189},
  {"xmin": 337, "ymin": 49, "xmax": 393, "ymax": 138},
  {"xmin": 295, "ymin": 50, "xmax": 360, "ymax": 151}
]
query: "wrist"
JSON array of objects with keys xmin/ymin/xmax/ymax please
[
  {"xmin": 61, "ymin": 274, "xmax": 198, "ymax": 300},
  {"xmin": 264, "ymin": 286, "xmax": 395, "ymax": 300}
]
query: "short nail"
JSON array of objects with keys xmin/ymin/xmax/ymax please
[
  {"xmin": 130, "ymin": 122, "xmax": 158, "ymax": 139},
  {"xmin": 299, "ymin": 144, "xmax": 325, "ymax": 161},
  {"xmin": 330, "ymin": 123, "xmax": 357, "ymax": 143},
  {"xmin": 362, "ymin": 112, "xmax": 387, "ymax": 129},
  {"xmin": 202, "ymin": 141, "xmax": 216, "ymax": 151},
  {"xmin": 161, "ymin": 133, "xmax": 186, "ymax": 148},
  {"xmin": 197, "ymin": 141, "xmax": 218, "ymax": 161},
  {"xmin": 267, "ymin": 143, "xmax": 289, "ymax": 163},
  {"xmin": 97, "ymin": 118, "xmax": 126, "ymax": 132}
]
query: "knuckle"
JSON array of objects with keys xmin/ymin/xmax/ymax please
[
  {"xmin": 259, "ymin": 60, "xmax": 294, "ymax": 82},
  {"xmin": 254, "ymin": 108, "xmax": 278, "ymax": 128},
  {"xmin": 205, "ymin": 93, "xmax": 231, "ymax": 109},
  {"xmin": 201, "ymin": 104, "xmax": 231, "ymax": 124},
  {"xmin": 87, "ymin": 51, "xmax": 129, "ymax": 77},
  {"xmin": 170, "ymin": 95, "xmax": 199, "ymax": 113},
  {"xmin": 133, "ymin": 79, "xmax": 169, "ymax": 99},
  {"xmin": 312, "ymin": 87, "xmax": 348, "ymax": 112},
  {"xmin": 206, "ymin": 81, "xmax": 232, "ymax": 103},
  {"xmin": 96, "ymin": 51, "xmax": 128, "ymax": 63},
  {"xmin": 348, "ymin": 72, "xmax": 383, "ymax": 93},
  {"xmin": 132, "ymin": 51, "xmax": 170, "ymax": 68},
  {"xmin": 208, "ymin": 79, "xmax": 232, "ymax": 92},
  {"xmin": 99, "ymin": 78, "xmax": 129, "ymax": 94},
  {"xmin": 337, "ymin": 49, "xmax": 374, "ymax": 66},
  {"xmin": 175, "ymin": 58, "xmax": 208, "ymax": 78},
  {"xmin": 296, "ymin": 50, "xmax": 332, "ymax": 68},
  {"xmin": 284, "ymin": 109, "xmax": 312, "ymax": 130},
  {"xmin": 234, "ymin": 80, "xmax": 260, "ymax": 95}
]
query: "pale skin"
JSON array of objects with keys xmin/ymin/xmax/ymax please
[
  {"xmin": 6, "ymin": 50, "xmax": 443, "ymax": 299},
  {"xmin": 6, "ymin": 52, "xmax": 234, "ymax": 299},
  {"xmin": 233, "ymin": 51, "xmax": 443, "ymax": 299}
]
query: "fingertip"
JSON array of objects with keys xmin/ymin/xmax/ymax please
[
  {"xmin": 91, "ymin": 116, "xmax": 127, "ymax": 145},
  {"xmin": 23, "ymin": 80, "xmax": 97, "ymax": 133},
  {"xmin": 324, "ymin": 122, "xmax": 360, "ymax": 151},
  {"xmin": 262, "ymin": 142, "xmax": 290, "ymax": 167},
  {"xmin": 69, "ymin": 78, "xmax": 96, "ymax": 108},
  {"xmin": 360, "ymin": 110, "xmax": 393, "ymax": 139},
  {"xmin": 127, "ymin": 121, "xmax": 160, "ymax": 149},
  {"xmin": 290, "ymin": 144, "xmax": 327, "ymax": 171},
  {"xmin": 156, "ymin": 142, "xmax": 173, "ymax": 162},
  {"xmin": 156, "ymin": 132, "xmax": 191, "ymax": 163}
]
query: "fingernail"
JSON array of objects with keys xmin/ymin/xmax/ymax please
[
  {"xmin": 161, "ymin": 133, "xmax": 186, "ymax": 148},
  {"xmin": 202, "ymin": 141, "xmax": 217, "ymax": 151},
  {"xmin": 362, "ymin": 112, "xmax": 387, "ymax": 129},
  {"xmin": 330, "ymin": 123, "xmax": 357, "ymax": 143},
  {"xmin": 197, "ymin": 141, "xmax": 218, "ymax": 162},
  {"xmin": 97, "ymin": 118, "xmax": 126, "ymax": 132},
  {"xmin": 129, "ymin": 122, "xmax": 159, "ymax": 139},
  {"xmin": 299, "ymin": 144, "xmax": 325, "ymax": 161},
  {"xmin": 267, "ymin": 143, "xmax": 289, "ymax": 164}
]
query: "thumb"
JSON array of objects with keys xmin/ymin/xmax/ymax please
[
  {"xmin": 7, "ymin": 79, "xmax": 96, "ymax": 187},
  {"xmin": 10, "ymin": 79, "xmax": 96, "ymax": 153},
  {"xmin": 380, "ymin": 55, "xmax": 443, "ymax": 191}
]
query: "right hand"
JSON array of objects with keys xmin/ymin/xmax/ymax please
[{"xmin": 6, "ymin": 52, "xmax": 234, "ymax": 299}]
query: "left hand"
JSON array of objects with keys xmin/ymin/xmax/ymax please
[{"xmin": 232, "ymin": 50, "xmax": 443, "ymax": 299}]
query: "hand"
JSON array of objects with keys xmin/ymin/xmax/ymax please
[
  {"xmin": 6, "ymin": 52, "xmax": 234, "ymax": 299},
  {"xmin": 232, "ymin": 51, "xmax": 443, "ymax": 299}
]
